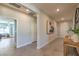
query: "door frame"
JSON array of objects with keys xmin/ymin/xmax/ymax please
[{"xmin": 0, "ymin": 16, "xmax": 17, "ymax": 48}]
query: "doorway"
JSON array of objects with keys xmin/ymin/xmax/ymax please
[
  {"xmin": 59, "ymin": 21, "xmax": 73, "ymax": 38},
  {"xmin": 0, "ymin": 17, "xmax": 16, "ymax": 50},
  {"xmin": 31, "ymin": 17, "xmax": 37, "ymax": 48}
]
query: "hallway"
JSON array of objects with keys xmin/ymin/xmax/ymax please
[
  {"xmin": 0, "ymin": 38, "xmax": 63, "ymax": 56},
  {"xmin": 0, "ymin": 3, "xmax": 77, "ymax": 56}
]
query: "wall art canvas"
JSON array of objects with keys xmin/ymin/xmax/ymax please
[
  {"xmin": 75, "ymin": 8, "xmax": 79, "ymax": 29},
  {"xmin": 46, "ymin": 20, "xmax": 54, "ymax": 34}
]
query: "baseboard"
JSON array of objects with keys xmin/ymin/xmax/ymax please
[
  {"xmin": 37, "ymin": 41, "xmax": 49, "ymax": 49},
  {"xmin": 16, "ymin": 41, "xmax": 32, "ymax": 48},
  {"xmin": 37, "ymin": 37, "xmax": 57, "ymax": 49}
]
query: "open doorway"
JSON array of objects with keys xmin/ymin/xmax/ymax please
[
  {"xmin": 0, "ymin": 17, "xmax": 16, "ymax": 50},
  {"xmin": 31, "ymin": 16, "xmax": 37, "ymax": 48}
]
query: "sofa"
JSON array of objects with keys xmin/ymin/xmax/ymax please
[{"xmin": 0, "ymin": 33, "xmax": 10, "ymax": 39}]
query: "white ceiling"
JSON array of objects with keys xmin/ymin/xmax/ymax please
[{"xmin": 32, "ymin": 3, "xmax": 78, "ymax": 22}]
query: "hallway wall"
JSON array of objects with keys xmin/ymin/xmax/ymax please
[
  {"xmin": 37, "ymin": 13, "xmax": 58, "ymax": 49},
  {"xmin": 0, "ymin": 5, "xmax": 36, "ymax": 48}
]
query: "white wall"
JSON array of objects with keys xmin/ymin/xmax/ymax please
[
  {"xmin": 37, "ymin": 13, "xmax": 58, "ymax": 49},
  {"xmin": 0, "ymin": 5, "xmax": 36, "ymax": 48}
]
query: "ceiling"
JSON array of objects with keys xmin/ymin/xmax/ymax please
[
  {"xmin": 32, "ymin": 3, "xmax": 78, "ymax": 22},
  {"xmin": 0, "ymin": 3, "xmax": 37, "ymax": 19}
]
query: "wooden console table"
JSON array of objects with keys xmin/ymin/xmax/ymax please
[{"xmin": 64, "ymin": 36, "xmax": 79, "ymax": 56}]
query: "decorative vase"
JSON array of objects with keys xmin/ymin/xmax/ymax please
[{"xmin": 71, "ymin": 34, "xmax": 79, "ymax": 43}]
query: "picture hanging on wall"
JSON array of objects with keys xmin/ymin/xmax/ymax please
[
  {"xmin": 74, "ymin": 8, "xmax": 79, "ymax": 29},
  {"xmin": 46, "ymin": 20, "xmax": 54, "ymax": 34}
]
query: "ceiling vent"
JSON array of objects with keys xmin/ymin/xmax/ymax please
[{"xmin": 9, "ymin": 3, "xmax": 21, "ymax": 8}]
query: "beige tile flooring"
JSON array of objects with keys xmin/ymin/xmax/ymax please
[
  {"xmin": 0, "ymin": 38, "xmax": 15, "ymax": 56},
  {"xmin": 0, "ymin": 38, "xmax": 63, "ymax": 56}
]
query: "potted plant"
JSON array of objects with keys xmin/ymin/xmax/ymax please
[{"xmin": 70, "ymin": 28, "xmax": 79, "ymax": 43}]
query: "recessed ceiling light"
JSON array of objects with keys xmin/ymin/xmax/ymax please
[
  {"xmin": 26, "ymin": 9, "xmax": 30, "ymax": 12},
  {"xmin": 56, "ymin": 8, "xmax": 60, "ymax": 12},
  {"xmin": 61, "ymin": 18, "xmax": 64, "ymax": 21}
]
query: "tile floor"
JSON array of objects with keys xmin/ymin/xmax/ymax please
[
  {"xmin": 0, "ymin": 38, "xmax": 63, "ymax": 56},
  {"xmin": 0, "ymin": 38, "xmax": 15, "ymax": 56}
]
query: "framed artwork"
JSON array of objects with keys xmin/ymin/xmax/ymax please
[
  {"xmin": 74, "ymin": 8, "xmax": 79, "ymax": 29},
  {"xmin": 46, "ymin": 20, "xmax": 54, "ymax": 34}
]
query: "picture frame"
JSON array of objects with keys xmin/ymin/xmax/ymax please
[
  {"xmin": 74, "ymin": 8, "xmax": 79, "ymax": 29},
  {"xmin": 46, "ymin": 20, "xmax": 54, "ymax": 34}
]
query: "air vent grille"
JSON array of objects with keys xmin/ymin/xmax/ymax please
[{"xmin": 9, "ymin": 3, "xmax": 21, "ymax": 8}]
